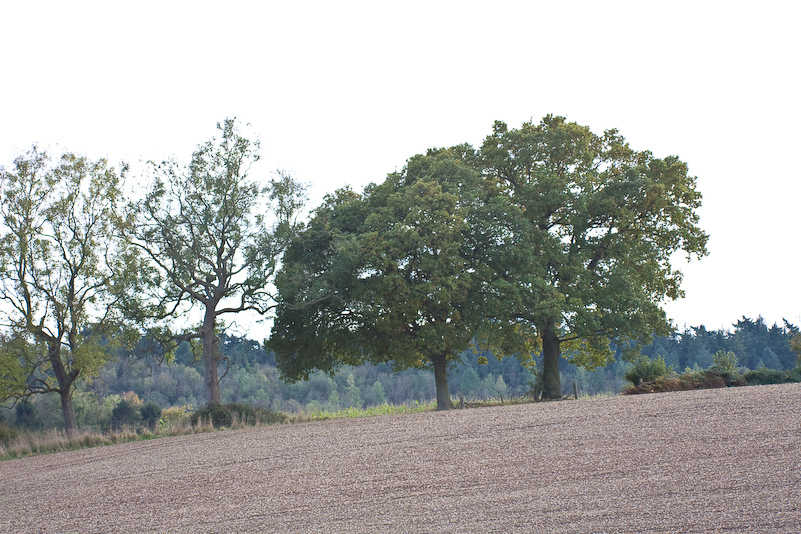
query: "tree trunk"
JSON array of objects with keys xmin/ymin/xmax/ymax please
[
  {"xmin": 60, "ymin": 390, "xmax": 79, "ymax": 439},
  {"xmin": 431, "ymin": 352, "xmax": 454, "ymax": 410},
  {"xmin": 201, "ymin": 306, "xmax": 221, "ymax": 405},
  {"xmin": 48, "ymin": 342, "xmax": 79, "ymax": 439},
  {"xmin": 540, "ymin": 324, "xmax": 562, "ymax": 400}
]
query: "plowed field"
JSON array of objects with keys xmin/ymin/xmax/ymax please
[{"xmin": 2, "ymin": 383, "xmax": 800, "ymax": 533}]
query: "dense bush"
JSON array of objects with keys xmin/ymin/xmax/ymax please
[
  {"xmin": 710, "ymin": 351, "xmax": 739, "ymax": 374},
  {"xmin": 15, "ymin": 401, "xmax": 42, "ymax": 430},
  {"xmin": 624, "ymin": 359, "xmax": 800, "ymax": 394},
  {"xmin": 159, "ymin": 406, "xmax": 192, "ymax": 429},
  {"xmin": 110, "ymin": 399, "xmax": 142, "ymax": 430},
  {"xmin": 624, "ymin": 355, "xmax": 673, "ymax": 386},
  {"xmin": 190, "ymin": 403, "xmax": 287, "ymax": 428},
  {"xmin": 139, "ymin": 401, "xmax": 163, "ymax": 430},
  {"xmin": 789, "ymin": 366, "xmax": 801, "ymax": 382},
  {"xmin": 0, "ymin": 421, "xmax": 19, "ymax": 443},
  {"xmin": 743, "ymin": 367, "xmax": 797, "ymax": 386}
]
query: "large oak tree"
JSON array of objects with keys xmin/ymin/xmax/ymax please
[
  {"xmin": 270, "ymin": 147, "xmax": 509, "ymax": 410},
  {"xmin": 479, "ymin": 116, "xmax": 708, "ymax": 398}
]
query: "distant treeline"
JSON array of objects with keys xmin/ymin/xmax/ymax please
[
  {"xmin": 3, "ymin": 316, "xmax": 797, "ymax": 432},
  {"xmin": 640, "ymin": 317, "xmax": 798, "ymax": 372}
]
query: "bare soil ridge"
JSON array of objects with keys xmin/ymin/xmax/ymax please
[{"xmin": 2, "ymin": 384, "xmax": 800, "ymax": 533}]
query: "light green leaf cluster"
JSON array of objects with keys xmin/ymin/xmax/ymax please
[
  {"xmin": 0, "ymin": 147, "xmax": 139, "ymax": 433},
  {"xmin": 124, "ymin": 119, "xmax": 307, "ymax": 404}
]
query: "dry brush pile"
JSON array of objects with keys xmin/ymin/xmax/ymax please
[{"xmin": 2, "ymin": 383, "xmax": 800, "ymax": 533}]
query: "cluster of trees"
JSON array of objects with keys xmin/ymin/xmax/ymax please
[
  {"xmin": 1, "ymin": 120, "xmax": 305, "ymax": 437},
  {"xmin": 1, "ymin": 113, "xmax": 719, "ymax": 433},
  {"xmin": 270, "ymin": 116, "xmax": 708, "ymax": 407},
  {"xmin": 642, "ymin": 317, "xmax": 799, "ymax": 371}
]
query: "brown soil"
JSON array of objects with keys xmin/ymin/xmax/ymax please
[{"xmin": 2, "ymin": 383, "xmax": 800, "ymax": 533}]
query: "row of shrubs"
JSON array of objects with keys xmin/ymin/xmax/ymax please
[
  {"xmin": 9, "ymin": 393, "xmax": 166, "ymax": 433},
  {"xmin": 623, "ymin": 350, "xmax": 801, "ymax": 394},
  {"xmin": 107, "ymin": 399, "xmax": 287, "ymax": 430},
  {"xmin": 189, "ymin": 402, "xmax": 287, "ymax": 427}
]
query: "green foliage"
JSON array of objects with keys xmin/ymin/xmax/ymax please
[
  {"xmin": 139, "ymin": 401, "xmax": 162, "ymax": 430},
  {"xmin": 710, "ymin": 350, "xmax": 739, "ymax": 374},
  {"xmin": 189, "ymin": 403, "xmax": 286, "ymax": 428},
  {"xmin": 791, "ymin": 333, "xmax": 801, "ymax": 364},
  {"xmin": 638, "ymin": 318, "xmax": 799, "ymax": 372},
  {"xmin": 0, "ymin": 334, "xmax": 34, "ymax": 402},
  {"xmin": 126, "ymin": 119, "xmax": 306, "ymax": 404},
  {"xmin": 364, "ymin": 381, "xmax": 387, "ymax": 406},
  {"xmin": 341, "ymin": 373, "xmax": 364, "ymax": 409},
  {"xmin": 624, "ymin": 355, "xmax": 673, "ymax": 385},
  {"xmin": 480, "ymin": 116, "xmax": 708, "ymax": 399},
  {"xmin": 110, "ymin": 399, "xmax": 142, "ymax": 430},
  {"xmin": 14, "ymin": 401, "xmax": 42, "ymax": 430},
  {"xmin": 742, "ymin": 368, "xmax": 798, "ymax": 386},
  {"xmin": 271, "ymin": 147, "xmax": 508, "ymax": 410},
  {"xmin": 160, "ymin": 405, "xmax": 192, "ymax": 428},
  {"xmin": 0, "ymin": 421, "xmax": 18, "ymax": 443},
  {"xmin": 681, "ymin": 363, "xmax": 706, "ymax": 382},
  {"xmin": 0, "ymin": 146, "xmax": 138, "ymax": 436},
  {"xmin": 624, "ymin": 353, "xmax": 801, "ymax": 394},
  {"xmin": 789, "ymin": 366, "xmax": 801, "ymax": 382},
  {"xmin": 73, "ymin": 390, "xmax": 113, "ymax": 429}
]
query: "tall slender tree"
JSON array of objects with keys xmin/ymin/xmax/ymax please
[
  {"xmin": 126, "ymin": 120, "xmax": 305, "ymax": 404},
  {"xmin": 0, "ymin": 147, "xmax": 138, "ymax": 437}
]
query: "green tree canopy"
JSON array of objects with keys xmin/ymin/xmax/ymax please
[
  {"xmin": 480, "ymin": 115, "xmax": 708, "ymax": 398},
  {"xmin": 125, "ymin": 119, "xmax": 306, "ymax": 405},
  {"xmin": 270, "ymin": 147, "xmax": 513, "ymax": 410},
  {"xmin": 0, "ymin": 147, "xmax": 138, "ymax": 436}
]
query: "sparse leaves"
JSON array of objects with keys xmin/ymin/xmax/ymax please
[
  {"xmin": 0, "ymin": 147, "xmax": 136, "ymax": 436},
  {"xmin": 125, "ymin": 119, "xmax": 306, "ymax": 403}
]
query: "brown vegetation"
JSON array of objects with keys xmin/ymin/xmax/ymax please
[{"xmin": 2, "ymin": 384, "xmax": 800, "ymax": 533}]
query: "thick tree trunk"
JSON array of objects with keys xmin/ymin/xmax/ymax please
[
  {"xmin": 431, "ymin": 352, "xmax": 454, "ymax": 410},
  {"xmin": 201, "ymin": 306, "xmax": 221, "ymax": 405},
  {"xmin": 540, "ymin": 324, "xmax": 562, "ymax": 400}
]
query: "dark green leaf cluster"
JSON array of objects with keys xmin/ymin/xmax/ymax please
[
  {"xmin": 139, "ymin": 401, "xmax": 163, "ymax": 430},
  {"xmin": 270, "ymin": 147, "xmax": 529, "ymax": 409},
  {"xmin": 110, "ymin": 398, "xmax": 142, "ymax": 430}
]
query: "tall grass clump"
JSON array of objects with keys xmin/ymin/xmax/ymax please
[{"xmin": 189, "ymin": 403, "xmax": 286, "ymax": 428}]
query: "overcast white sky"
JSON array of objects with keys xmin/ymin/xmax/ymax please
[{"xmin": 2, "ymin": 1, "xmax": 799, "ymax": 337}]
